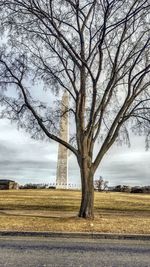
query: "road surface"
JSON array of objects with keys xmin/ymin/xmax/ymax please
[{"xmin": 0, "ymin": 236, "xmax": 150, "ymax": 266}]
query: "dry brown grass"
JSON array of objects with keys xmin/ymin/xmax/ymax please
[{"xmin": 0, "ymin": 190, "xmax": 149, "ymax": 234}]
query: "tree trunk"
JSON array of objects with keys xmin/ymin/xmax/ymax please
[{"xmin": 78, "ymin": 159, "xmax": 94, "ymax": 219}]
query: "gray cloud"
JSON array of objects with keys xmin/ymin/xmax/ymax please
[
  {"xmin": 0, "ymin": 119, "xmax": 58, "ymax": 184},
  {"xmin": 98, "ymin": 142, "xmax": 150, "ymax": 186},
  {"xmin": 0, "ymin": 143, "xmax": 18, "ymax": 159},
  {"xmin": 0, "ymin": 118, "xmax": 150, "ymax": 187}
]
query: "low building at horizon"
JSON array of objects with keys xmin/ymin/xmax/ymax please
[{"xmin": 0, "ymin": 179, "xmax": 19, "ymax": 190}]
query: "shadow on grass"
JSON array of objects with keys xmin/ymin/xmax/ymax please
[
  {"xmin": 0, "ymin": 209, "xmax": 82, "ymax": 223},
  {"xmin": 0, "ymin": 204, "xmax": 79, "ymax": 212}
]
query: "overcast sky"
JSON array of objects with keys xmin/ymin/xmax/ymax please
[
  {"xmin": 0, "ymin": 3, "xmax": 149, "ymax": 188},
  {"xmin": 0, "ymin": 118, "xmax": 149, "ymax": 187}
]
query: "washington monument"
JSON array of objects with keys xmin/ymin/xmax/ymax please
[{"xmin": 56, "ymin": 92, "xmax": 69, "ymax": 189}]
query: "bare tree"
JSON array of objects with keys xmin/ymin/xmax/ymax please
[
  {"xmin": 0, "ymin": 1, "xmax": 150, "ymax": 218},
  {"xmin": 94, "ymin": 176, "xmax": 108, "ymax": 191}
]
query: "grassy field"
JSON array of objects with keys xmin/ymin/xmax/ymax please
[{"xmin": 0, "ymin": 189, "xmax": 149, "ymax": 234}]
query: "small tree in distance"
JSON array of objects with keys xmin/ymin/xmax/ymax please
[
  {"xmin": 0, "ymin": 1, "xmax": 150, "ymax": 218},
  {"xmin": 94, "ymin": 176, "xmax": 109, "ymax": 192}
]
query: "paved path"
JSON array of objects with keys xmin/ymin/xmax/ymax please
[{"xmin": 0, "ymin": 236, "xmax": 150, "ymax": 267}]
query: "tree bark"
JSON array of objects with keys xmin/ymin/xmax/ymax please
[{"xmin": 78, "ymin": 157, "xmax": 94, "ymax": 219}]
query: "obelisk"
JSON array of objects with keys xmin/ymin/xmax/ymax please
[{"xmin": 56, "ymin": 91, "xmax": 69, "ymax": 189}]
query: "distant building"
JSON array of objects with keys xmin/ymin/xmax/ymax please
[{"xmin": 0, "ymin": 179, "xmax": 19, "ymax": 190}]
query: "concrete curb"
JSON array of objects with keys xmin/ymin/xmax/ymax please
[{"xmin": 0, "ymin": 231, "xmax": 150, "ymax": 240}]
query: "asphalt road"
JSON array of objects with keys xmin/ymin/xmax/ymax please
[{"xmin": 0, "ymin": 236, "xmax": 150, "ymax": 267}]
